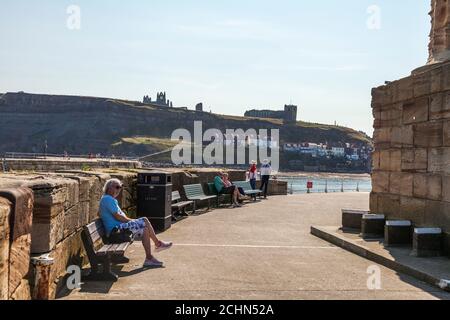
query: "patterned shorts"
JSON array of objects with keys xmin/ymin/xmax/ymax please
[{"xmin": 118, "ymin": 218, "xmax": 147, "ymax": 238}]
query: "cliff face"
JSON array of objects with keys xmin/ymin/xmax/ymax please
[{"xmin": 0, "ymin": 92, "xmax": 371, "ymax": 156}]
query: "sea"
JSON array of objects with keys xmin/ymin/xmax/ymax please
[{"xmin": 276, "ymin": 172, "xmax": 372, "ymax": 194}]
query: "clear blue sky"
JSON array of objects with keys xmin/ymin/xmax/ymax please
[{"xmin": 0, "ymin": 0, "xmax": 430, "ymax": 136}]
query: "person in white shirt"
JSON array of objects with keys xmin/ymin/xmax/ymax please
[{"xmin": 260, "ymin": 159, "xmax": 272, "ymax": 198}]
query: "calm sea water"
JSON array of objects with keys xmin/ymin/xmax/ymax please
[{"xmin": 277, "ymin": 173, "xmax": 372, "ymax": 194}]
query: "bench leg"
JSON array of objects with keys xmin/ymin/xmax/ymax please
[
  {"xmin": 101, "ymin": 256, "xmax": 119, "ymax": 281},
  {"xmin": 84, "ymin": 256, "xmax": 118, "ymax": 282},
  {"xmin": 193, "ymin": 201, "xmax": 196, "ymax": 214}
]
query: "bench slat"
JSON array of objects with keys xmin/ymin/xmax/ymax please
[
  {"xmin": 90, "ymin": 230, "xmax": 104, "ymax": 244},
  {"xmin": 172, "ymin": 201, "xmax": 193, "ymax": 208},
  {"xmin": 97, "ymin": 242, "xmax": 131, "ymax": 256}
]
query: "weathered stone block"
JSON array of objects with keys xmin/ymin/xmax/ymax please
[
  {"xmin": 444, "ymin": 120, "xmax": 450, "ymax": 146},
  {"xmin": 390, "ymin": 150, "xmax": 402, "ymax": 171},
  {"xmin": 391, "ymin": 125, "xmax": 414, "ymax": 147},
  {"xmin": 414, "ymin": 121, "xmax": 443, "ymax": 147},
  {"xmin": 378, "ymin": 193, "xmax": 401, "ymax": 216},
  {"xmin": 361, "ymin": 214, "xmax": 385, "ymax": 239},
  {"xmin": 372, "ymin": 150, "xmax": 380, "ymax": 171},
  {"xmin": 0, "ymin": 188, "xmax": 33, "ymax": 299},
  {"xmin": 31, "ymin": 212, "xmax": 64, "ymax": 254},
  {"xmin": 372, "ymin": 86, "xmax": 392, "ymax": 107},
  {"xmin": 430, "ymin": 92, "xmax": 450, "ymax": 120},
  {"xmin": 402, "ymin": 148, "xmax": 428, "ymax": 172},
  {"xmin": 384, "ymin": 221, "xmax": 412, "ymax": 247},
  {"xmin": 10, "ymin": 279, "xmax": 31, "ymax": 300},
  {"xmin": 379, "ymin": 150, "xmax": 391, "ymax": 171},
  {"xmin": 413, "ymin": 173, "xmax": 442, "ymax": 201},
  {"xmin": 430, "ymin": 66, "xmax": 443, "ymax": 93},
  {"xmin": 373, "ymin": 128, "xmax": 392, "ymax": 149},
  {"xmin": 443, "ymin": 175, "xmax": 450, "ymax": 202},
  {"xmin": 0, "ymin": 198, "xmax": 11, "ymax": 300},
  {"xmin": 413, "ymin": 72, "xmax": 432, "ymax": 98},
  {"xmin": 400, "ymin": 173, "xmax": 414, "ymax": 197},
  {"xmin": 403, "ymin": 97, "xmax": 429, "ymax": 124},
  {"xmin": 369, "ymin": 192, "xmax": 379, "ymax": 213},
  {"xmin": 400, "ymin": 196, "xmax": 426, "ymax": 225},
  {"xmin": 380, "ymin": 104, "xmax": 402, "ymax": 127},
  {"xmin": 79, "ymin": 201, "xmax": 90, "ymax": 228},
  {"xmin": 378, "ymin": 149, "xmax": 401, "ymax": 172},
  {"xmin": 394, "ymin": 77, "xmax": 414, "ymax": 103},
  {"xmin": 442, "ymin": 63, "xmax": 450, "ymax": 91},
  {"xmin": 9, "ymin": 234, "xmax": 31, "ymax": 299},
  {"xmin": 412, "ymin": 228, "xmax": 442, "ymax": 257},
  {"xmin": 389, "ymin": 172, "xmax": 402, "ymax": 195},
  {"xmin": 63, "ymin": 204, "xmax": 80, "ymax": 239},
  {"xmin": 428, "ymin": 147, "xmax": 450, "ymax": 174},
  {"xmin": 372, "ymin": 171, "xmax": 390, "ymax": 193},
  {"xmin": 389, "ymin": 172, "xmax": 413, "ymax": 196},
  {"xmin": 424, "ymin": 200, "xmax": 450, "ymax": 228},
  {"xmin": 63, "ymin": 180, "xmax": 79, "ymax": 212}
]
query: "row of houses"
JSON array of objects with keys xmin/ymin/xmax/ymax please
[{"xmin": 283, "ymin": 142, "xmax": 371, "ymax": 161}]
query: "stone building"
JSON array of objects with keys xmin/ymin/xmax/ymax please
[
  {"xmin": 143, "ymin": 91, "xmax": 173, "ymax": 108},
  {"xmin": 244, "ymin": 104, "xmax": 298, "ymax": 123},
  {"xmin": 195, "ymin": 103, "xmax": 203, "ymax": 112},
  {"xmin": 371, "ymin": 0, "xmax": 450, "ymax": 232}
]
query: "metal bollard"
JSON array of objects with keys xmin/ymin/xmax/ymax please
[{"xmin": 31, "ymin": 254, "xmax": 55, "ymax": 300}]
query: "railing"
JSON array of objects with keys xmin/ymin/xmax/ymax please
[
  {"xmin": 280, "ymin": 177, "xmax": 372, "ymax": 194},
  {"xmin": 2, "ymin": 152, "xmax": 139, "ymax": 161}
]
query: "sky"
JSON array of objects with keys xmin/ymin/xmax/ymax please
[{"xmin": 0, "ymin": 1, "xmax": 430, "ymax": 136}]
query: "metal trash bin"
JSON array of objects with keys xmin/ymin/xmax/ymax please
[{"xmin": 137, "ymin": 172, "xmax": 172, "ymax": 232}]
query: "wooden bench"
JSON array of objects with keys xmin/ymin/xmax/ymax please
[
  {"xmin": 171, "ymin": 191, "xmax": 194, "ymax": 219},
  {"xmin": 207, "ymin": 182, "xmax": 233, "ymax": 207},
  {"xmin": 81, "ymin": 219, "xmax": 134, "ymax": 282},
  {"xmin": 234, "ymin": 181, "xmax": 262, "ymax": 201},
  {"xmin": 183, "ymin": 184, "xmax": 216, "ymax": 213}
]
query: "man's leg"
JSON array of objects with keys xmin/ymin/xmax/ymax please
[
  {"xmin": 262, "ymin": 176, "xmax": 269, "ymax": 197},
  {"xmin": 142, "ymin": 227, "xmax": 153, "ymax": 260},
  {"xmin": 142, "ymin": 217, "xmax": 162, "ymax": 247}
]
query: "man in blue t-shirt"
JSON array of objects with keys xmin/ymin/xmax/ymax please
[{"xmin": 99, "ymin": 178, "xmax": 172, "ymax": 268}]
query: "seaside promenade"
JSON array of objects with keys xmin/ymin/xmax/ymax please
[{"xmin": 62, "ymin": 193, "xmax": 450, "ymax": 300}]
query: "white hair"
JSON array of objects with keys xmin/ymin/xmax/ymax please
[{"xmin": 103, "ymin": 178, "xmax": 122, "ymax": 194}]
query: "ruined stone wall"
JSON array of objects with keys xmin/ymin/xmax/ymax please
[{"xmin": 371, "ymin": 61, "xmax": 450, "ymax": 230}]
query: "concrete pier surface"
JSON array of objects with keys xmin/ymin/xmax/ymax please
[{"xmin": 62, "ymin": 193, "xmax": 450, "ymax": 300}]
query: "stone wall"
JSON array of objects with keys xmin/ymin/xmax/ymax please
[
  {"xmin": 0, "ymin": 168, "xmax": 286, "ymax": 299},
  {"xmin": 0, "ymin": 170, "xmax": 137, "ymax": 299},
  {"xmin": 0, "ymin": 158, "xmax": 140, "ymax": 172},
  {"xmin": 371, "ymin": 61, "xmax": 450, "ymax": 230},
  {"xmin": 0, "ymin": 188, "xmax": 34, "ymax": 300}
]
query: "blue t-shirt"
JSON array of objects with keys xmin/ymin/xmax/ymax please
[
  {"xmin": 214, "ymin": 176, "xmax": 225, "ymax": 193},
  {"xmin": 99, "ymin": 195, "xmax": 125, "ymax": 235}
]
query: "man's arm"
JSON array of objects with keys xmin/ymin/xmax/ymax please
[{"xmin": 113, "ymin": 212, "xmax": 133, "ymax": 223}]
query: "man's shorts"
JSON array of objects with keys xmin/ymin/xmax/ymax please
[{"xmin": 118, "ymin": 218, "xmax": 147, "ymax": 238}]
